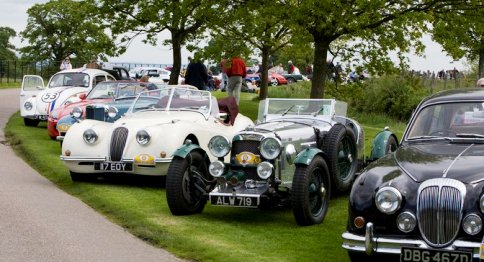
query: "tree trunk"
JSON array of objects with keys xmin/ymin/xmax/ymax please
[
  {"xmin": 258, "ymin": 46, "xmax": 271, "ymax": 100},
  {"xmin": 170, "ymin": 34, "xmax": 182, "ymax": 85},
  {"xmin": 310, "ymin": 37, "xmax": 330, "ymax": 99},
  {"xmin": 479, "ymin": 39, "xmax": 484, "ymax": 79}
]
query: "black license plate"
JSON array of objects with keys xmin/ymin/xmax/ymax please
[
  {"xmin": 210, "ymin": 195, "xmax": 259, "ymax": 207},
  {"xmin": 401, "ymin": 247, "xmax": 472, "ymax": 262},
  {"xmin": 94, "ymin": 162, "xmax": 133, "ymax": 172}
]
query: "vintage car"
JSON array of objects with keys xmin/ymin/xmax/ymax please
[
  {"xmin": 20, "ymin": 68, "xmax": 116, "ymax": 127},
  {"xmin": 165, "ymin": 98, "xmax": 397, "ymax": 226},
  {"xmin": 60, "ymin": 87, "xmax": 254, "ymax": 181},
  {"xmin": 281, "ymin": 73, "xmax": 307, "ymax": 84},
  {"xmin": 342, "ymin": 89, "xmax": 484, "ymax": 261},
  {"xmin": 51, "ymin": 80, "xmax": 160, "ymax": 140}
]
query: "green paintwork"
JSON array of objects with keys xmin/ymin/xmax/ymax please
[
  {"xmin": 294, "ymin": 148, "xmax": 324, "ymax": 166},
  {"xmin": 369, "ymin": 129, "xmax": 394, "ymax": 161},
  {"xmin": 173, "ymin": 143, "xmax": 202, "ymax": 158}
]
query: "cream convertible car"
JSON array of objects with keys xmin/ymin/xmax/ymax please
[{"xmin": 60, "ymin": 87, "xmax": 254, "ymax": 181}]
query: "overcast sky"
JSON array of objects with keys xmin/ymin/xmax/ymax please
[{"xmin": 1, "ymin": 0, "xmax": 468, "ymax": 72}]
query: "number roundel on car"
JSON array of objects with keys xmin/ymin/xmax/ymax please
[{"xmin": 41, "ymin": 92, "xmax": 59, "ymax": 102}]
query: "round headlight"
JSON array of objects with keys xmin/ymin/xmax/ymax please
[
  {"xmin": 136, "ymin": 129, "xmax": 151, "ymax": 145},
  {"xmin": 397, "ymin": 211, "xmax": 416, "ymax": 233},
  {"xmin": 260, "ymin": 137, "xmax": 282, "ymax": 160},
  {"xmin": 257, "ymin": 161, "xmax": 273, "ymax": 179},
  {"xmin": 24, "ymin": 101, "xmax": 32, "ymax": 111},
  {"xmin": 71, "ymin": 107, "xmax": 83, "ymax": 118},
  {"xmin": 209, "ymin": 161, "xmax": 225, "ymax": 177},
  {"xmin": 208, "ymin": 135, "xmax": 230, "ymax": 158},
  {"xmin": 463, "ymin": 214, "xmax": 482, "ymax": 235},
  {"xmin": 375, "ymin": 187, "xmax": 402, "ymax": 214},
  {"xmin": 83, "ymin": 129, "xmax": 98, "ymax": 144},
  {"xmin": 107, "ymin": 106, "xmax": 118, "ymax": 119}
]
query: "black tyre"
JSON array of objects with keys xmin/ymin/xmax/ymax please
[
  {"xmin": 24, "ymin": 118, "xmax": 39, "ymax": 127},
  {"xmin": 292, "ymin": 155, "xmax": 331, "ymax": 226},
  {"xmin": 322, "ymin": 124, "xmax": 358, "ymax": 193},
  {"xmin": 286, "ymin": 77, "xmax": 296, "ymax": 84},
  {"xmin": 70, "ymin": 171, "xmax": 95, "ymax": 182},
  {"xmin": 270, "ymin": 78, "xmax": 278, "ymax": 86},
  {"xmin": 166, "ymin": 151, "xmax": 209, "ymax": 215},
  {"xmin": 386, "ymin": 135, "xmax": 398, "ymax": 154}
]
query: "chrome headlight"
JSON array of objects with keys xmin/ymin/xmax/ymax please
[
  {"xmin": 397, "ymin": 211, "xmax": 416, "ymax": 233},
  {"xmin": 209, "ymin": 161, "xmax": 225, "ymax": 177},
  {"xmin": 375, "ymin": 187, "xmax": 402, "ymax": 214},
  {"xmin": 256, "ymin": 162, "xmax": 273, "ymax": 179},
  {"xmin": 285, "ymin": 144, "xmax": 297, "ymax": 164},
  {"xmin": 107, "ymin": 106, "xmax": 118, "ymax": 119},
  {"xmin": 260, "ymin": 137, "xmax": 282, "ymax": 160},
  {"xmin": 208, "ymin": 135, "xmax": 230, "ymax": 158},
  {"xmin": 463, "ymin": 214, "xmax": 482, "ymax": 235},
  {"xmin": 71, "ymin": 107, "xmax": 83, "ymax": 118},
  {"xmin": 136, "ymin": 129, "xmax": 151, "ymax": 145},
  {"xmin": 24, "ymin": 101, "xmax": 33, "ymax": 111},
  {"xmin": 83, "ymin": 129, "xmax": 98, "ymax": 144}
]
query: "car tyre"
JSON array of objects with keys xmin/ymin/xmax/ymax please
[
  {"xmin": 270, "ymin": 79, "xmax": 278, "ymax": 86},
  {"xmin": 292, "ymin": 155, "xmax": 331, "ymax": 226},
  {"xmin": 24, "ymin": 118, "xmax": 39, "ymax": 127},
  {"xmin": 166, "ymin": 151, "xmax": 209, "ymax": 215},
  {"xmin": 70, "ymin": 171, "xmax": 95, "ymax": 182},
  {"xmin": 322, "ymin": 124, "xmax": 358, "ymax": 193},
  {"xmin": 286, "ymin": 77, "xmax": 295, "ymax": 84},
  {"xmin": 386, "ymin": 135, "xmax": 398, "ymax": 154}
]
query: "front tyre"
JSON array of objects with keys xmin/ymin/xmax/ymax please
[
  {"xmin": 166, "ymin": 151, "xmax": 209, "ymax": 215},
  {"xmin": 323, "ymin": 124, "xmax": 358, "ymax": 193},
  {"xmin": 292, "ymin": 155, "xmax": 331, "ymax": 226},
  {"xmin": 24, "ymin": 118, "xmax": 39, "ymax": 127}
]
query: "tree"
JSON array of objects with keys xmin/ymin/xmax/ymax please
[
  {"xmin": 0, "ymin": 27, "xmax": 17, "ymax": 61},
  {"xmin": 20, "ymin": 0, "xmax": 117, "ymax": 64},
  {"xmin": 431, "ymin": 2, "xmax": 484, "ymax": 78},
  {"xmin": 92, "ymin": 0, "xmax": 223, "ymax": 84},
  {"xmin": 288, "ymin": 0, "xmax": 458, "ymax": 98}
]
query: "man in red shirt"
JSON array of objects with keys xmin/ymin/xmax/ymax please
[{"xmin": 224, "ymin": 56, "xmax": 246, "ymax": 105}]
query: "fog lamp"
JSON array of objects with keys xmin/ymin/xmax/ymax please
[
  {"xmin": 397, "ymin": 211, "xmax": 416, "ymax": 233},
  {"xmin": 256, "ymin": 162, "xmax": 273, "ymax": 179},
  {"xmin": 463, "ymin": 214, "xmax": 482, "ymax": 235},
  {"xmin": 209, "ymin": 161, "xmax": 225, "ymax": 177}
]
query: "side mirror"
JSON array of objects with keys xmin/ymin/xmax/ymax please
[{"xmin": 79, "ymin": 93, "xmax": 87, "ymax": 100}]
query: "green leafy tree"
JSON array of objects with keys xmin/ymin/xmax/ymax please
[
  {"xmin": 0, "ymin": 27, "xmax": 17, "ymax": 61},
  {"xmin": 431, "ymin": 2, "xmax": 484, "ymax": 78},
  {"xmin": 92, "ymin": 0, "xmax": 223, "ymax": 84},
  {"xmin": 20, "ymin": 0, "xmax": 117, "ymax": 65},
  {"xmin": 289, "ymin": 0, "xmax": 458, "ymax": 98}
]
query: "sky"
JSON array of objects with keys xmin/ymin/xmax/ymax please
[{"xmin": 1, "ymin": 0, "xmax": 468, "ymax": 72}]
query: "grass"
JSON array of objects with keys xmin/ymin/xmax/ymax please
[
  {"xmin": 5, "ymin": 86, "xmax": 406, "ymax": 262},
  {"xmin": 0, "ymin": 80, "xmax": 20, "ymax": 89}
]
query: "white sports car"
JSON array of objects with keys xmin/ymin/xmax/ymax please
[
  {"xmin": 60, "ymin": 87, "xmax": 254, "ymax": 181},
  {"xmin": 20, "ymin": 68, "xmax": 116, "ymax": 127}
]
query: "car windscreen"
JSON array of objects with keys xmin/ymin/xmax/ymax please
[
  {"xmin": 406, "ymin": 102, "xmax": 484, "ymax": 140},
  {"xmin": 49, "ymin": 72, "xmax": 90, "ymax": 88},
  {"xmin": 87, "ymin": 82, "xmax": 148, "ymax": 99},
  {"xmin": 258, "ymin": 98, "xmax": 347, "ymax": 122},
  {"xmin": 130, "ymin": 88, "xmax": 211, "ymax": 114}
]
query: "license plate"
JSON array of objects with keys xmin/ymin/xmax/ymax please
[
  {"xmin": 210, "ymin": 195, "xmax": 259, "ymax": 207},
  {"xmin": 401, "ymin": 247, "xmax": 472, "ymax": 262},
  {"xmin": 94, "ymin": 162, "xmax": 133, "ymax": 172}
]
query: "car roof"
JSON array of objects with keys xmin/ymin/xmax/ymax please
[{"xmin": 420, "ymin": 88, "xmax": 484, "ymax": 106}]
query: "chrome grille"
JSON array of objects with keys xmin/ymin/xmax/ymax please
[
  {"xmin": 110, "ymin": 127, "xmax": 128, "ymax": 161},
  {"xmin": 417, "ymin": 178, "xmax": 466, "ymax": 247}
]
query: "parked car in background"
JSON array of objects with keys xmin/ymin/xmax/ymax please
[
  {"xmin": 281, "ymin": 73, "xmax": 307, "ymax": 84},
  {"xmin": 101, "ymin": 66, "xmax": 131, "ymax": 80},
  {"xmin": 60, "ymin": 87, "xmax": 253, "ymax": 181},
  {"xmin": 342, "ymin": 89, "xmax": 484, "ymax": 261},
  {"xmin": 20, "ymin": 68, "xmax": 116, "ymax": 127},
  {"xmin": 166, "ymin": 98, "xmax": 397, "ymax": 226},
  {"xmin": 50, "ymin": 80, "xmax": 160, "ymax": 140}
]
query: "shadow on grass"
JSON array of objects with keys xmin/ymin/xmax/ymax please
[{"xmin": 77, "ymin": 174, "xmax": 167, "ymax": 189}]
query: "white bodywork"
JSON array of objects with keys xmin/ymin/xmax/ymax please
[
  {"xmin": 60, "ymin": 87, "xmax": 254, "ymax": 176},
  {"xmin": 20, "ymin": 68, "xmax": 115, "ymax": 122}
]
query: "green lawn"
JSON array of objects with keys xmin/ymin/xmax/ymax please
[{"xmin": 5, "ymin": 90, "xmax": 406, "ymax": 262}]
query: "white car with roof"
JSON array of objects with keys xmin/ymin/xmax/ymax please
[{"xmin": 20, "ymin": 68, "xmax": 116, "ymax": 127}]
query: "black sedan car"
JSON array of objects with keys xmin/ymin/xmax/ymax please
[{"xmin": 342, "ymin": 89, "xmax": 484, "ymax": 261}]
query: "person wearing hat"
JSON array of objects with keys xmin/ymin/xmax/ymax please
[{"xmin": 59, "ymin": 57, "xmax": 72, "ymax": 71}]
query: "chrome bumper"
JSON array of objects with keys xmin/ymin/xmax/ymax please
[
  {"xmin": 60, "ymin": 156, "xmax": 173, "ymax": 163},
  {"xmin": 342, "ymin": 223, "xmax": 481, "ymax": 259}
]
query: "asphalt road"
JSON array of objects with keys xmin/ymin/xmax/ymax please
[{"xmin": 0, "ymin": 88, "xmax": 181, "ymax": 261}]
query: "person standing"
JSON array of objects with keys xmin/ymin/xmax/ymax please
[
  {"xmin": 224, "ymin": 55, "xmax": 246, "ymax": 105},
  {"xmin": 59, "ymin": 57, "xmax": 72, "ymax": 71},
  {"xmin": 184, "ymin": 54, "xmax": 208, "ymax": 90}
]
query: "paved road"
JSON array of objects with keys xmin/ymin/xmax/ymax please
[{"xmin": 0, "ymin": 88, "xmax": 180, "ymax": 261}]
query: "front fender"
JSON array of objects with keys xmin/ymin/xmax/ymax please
[
  {"xmin": 294, "ymin": 148, "xmax": 325, "ymax": 166},
  {"xmin": 173, "ymin": 143, "xmax": 206, "ymax": 159},
  {"xmin": 369, "ymin": 128, "xmax": 398, "ymax": 161}
]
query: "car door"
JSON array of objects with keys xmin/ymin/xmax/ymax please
[{"xmin": 20, "ymin": 75, "xmax": 44, "ymax": 116}]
